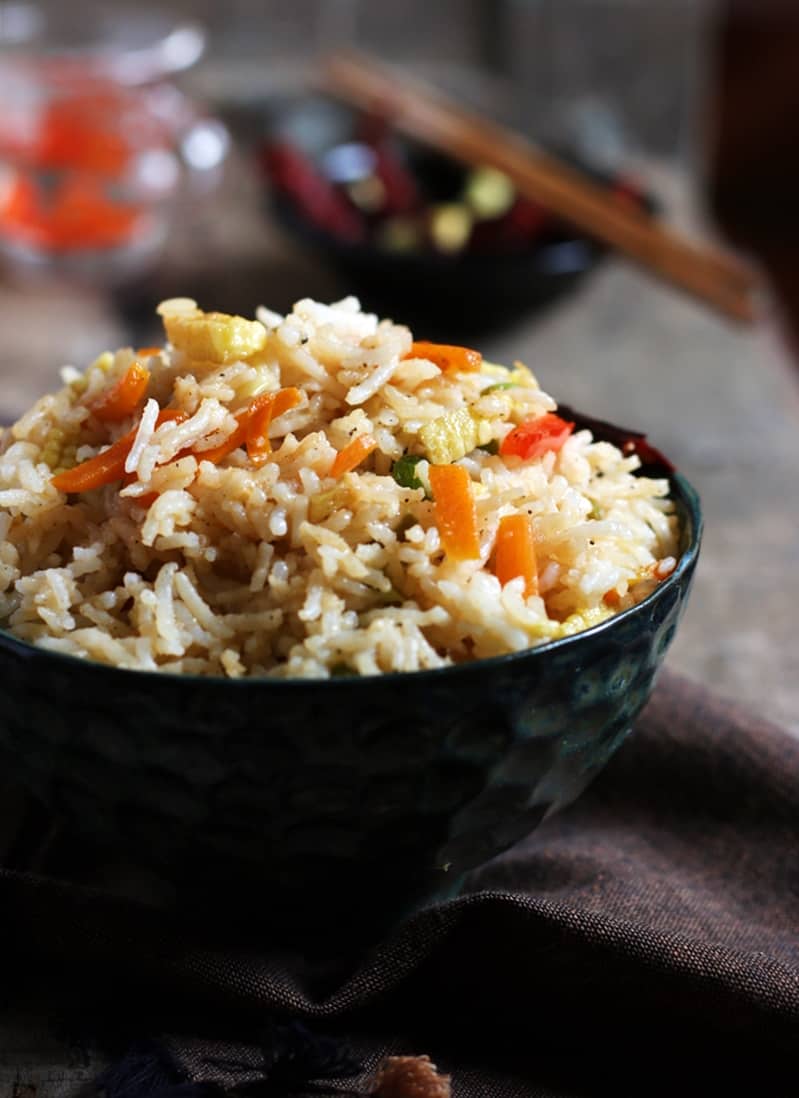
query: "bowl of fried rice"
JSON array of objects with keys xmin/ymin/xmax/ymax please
[{"xmin": 0, "ymin": 296, "xmax": 701, "ymax": 945}]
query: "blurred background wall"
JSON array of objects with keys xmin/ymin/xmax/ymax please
[{"xmin": 41, "ymin": 0, "xmax": 715, "ymax": 161}]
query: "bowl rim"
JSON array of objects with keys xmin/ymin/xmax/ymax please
[{"xmin": 0, "ymin": 471, "xmax": 702, "ymax": 689}]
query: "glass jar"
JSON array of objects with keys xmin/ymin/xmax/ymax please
[{"xmin": 0, "ymin": 2, "xmax": 228, "ymax": 281}]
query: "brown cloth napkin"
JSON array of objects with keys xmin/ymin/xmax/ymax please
[{"xmin": 1, "ymin": 668, "xmax": 798, "ymax": 1097}]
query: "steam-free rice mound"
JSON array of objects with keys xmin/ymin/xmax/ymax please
[{"xmin": 0, "ymin": 297, "xmax": 679, "ymax": 677}]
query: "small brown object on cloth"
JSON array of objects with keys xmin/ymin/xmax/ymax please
[{"xmin": 371, "ymin": 1054, "xmax": 452, "ymax": 1097}]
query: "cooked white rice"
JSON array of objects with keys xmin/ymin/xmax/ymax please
[{"xmin": 0, "ymin": 296, "xmax": 679, "ymax": 677}]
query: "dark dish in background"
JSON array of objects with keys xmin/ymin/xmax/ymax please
[
  {"xmin": 255, "ymin": 96, "xmax": 654, "ymax": 333},
  {"xmin": 318, "ymin": 51, "xmax": 757, "ymax": 324}
]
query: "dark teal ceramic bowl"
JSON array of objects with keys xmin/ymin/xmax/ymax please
[{"xmin": 0, "ymin": 472, "xmax": 701, "ymax": 948}]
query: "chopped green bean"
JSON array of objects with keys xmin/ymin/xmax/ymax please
[
  {"xmin": 392, "ymin": 454, "xmax": 425, "ymax": 491},
  {"xmin": 483, "ymin": 382, "xmax": 518, "ymax": 393}
]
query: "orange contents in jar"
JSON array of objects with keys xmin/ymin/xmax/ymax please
[{"xmin": 0, "ymin": 79, "xmax": 158, "ymax": 252}]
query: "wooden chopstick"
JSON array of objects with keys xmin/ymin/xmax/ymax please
[{"xmin": 319, "ymin": 51, "xmax": 758, "ymax": 323}]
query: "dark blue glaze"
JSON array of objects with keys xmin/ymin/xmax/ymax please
[{"xmin": 0, "ymin": 474, "xmax": 701, "ymax": 948}]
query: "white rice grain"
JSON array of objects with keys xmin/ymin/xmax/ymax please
[
  {"xmin": 0, "ymin": 295, "xmax": 680, "ymax": 677},
  {"xmin": 124, "ymin": 398, "xmax": 160, "ymax": 474}
]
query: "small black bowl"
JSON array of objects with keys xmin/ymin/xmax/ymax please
[
  {"xmin": 269, "ymin": 195, "xmax": 603, "ymax": 338},
  {"xmin": 0, "ymin": 471, "xmax": 701, "ymax": 950},
  {"xmin": 252, "ymin": 97, "xmax": 644, "ymax": 337}
]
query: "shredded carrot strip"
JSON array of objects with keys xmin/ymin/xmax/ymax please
[
  {"xmin": 136, "ymin": 346, "xmax": 162, "ymax": 357},
  {"xmin": 128, "ymin": 489, "xmax": 159, "ymax": 508},
  {"xmin": 192, "ymin": 388, "xmax": 305, "ymax": 468},
  {"xmin": 51, "ymin": 432, "xmax": 138, "ymax": 493},
  {"xmin": 192, "ymin": 411, "xmax": 248, "ymax": 466},
  {"xmin": 406, "ymin": 341, "xmax": 482, "ymax": 373},
  {"xmin": 51, "ymin": 408, "xmax": 186, "ymax": 494},
  {"xmin": 428, "ymin": 463, "xmax": 480, "ymax": 561},
  {"xmin": 329, "ymin": 433, "xmax": 378, "ymax": 478},
  {"xmin": 88, "ymin": 361, "xmax": 150, "ymax": 422},
  {"xmin": 120, "ymin": 470, "xmax": 158, "ymax": 507},
  {"xmin": 246, "ymin": 387, "xmax": 303, "ymax": 465},
  {"xmin": 495, "ymin": 513, "xmax": 538, "ymax": 597}
]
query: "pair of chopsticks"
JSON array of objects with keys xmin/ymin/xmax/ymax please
[{"xmin": 319, "ymin": 52, "xmax": 758, "ymax": 324}]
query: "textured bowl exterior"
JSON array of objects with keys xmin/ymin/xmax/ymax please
[{"xmin": 0, "ymin": 475, "xmax": 701, "ymax": 945}]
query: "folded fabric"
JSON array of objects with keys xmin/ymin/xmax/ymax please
[{"xmin": 1, "ymin": 669, "xmax": 797, "ymax": 1097}]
